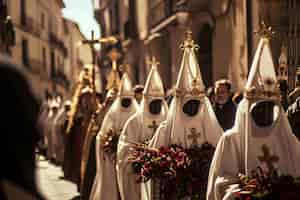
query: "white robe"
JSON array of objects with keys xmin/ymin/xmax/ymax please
[
  {"xmin": 142, "ymin": 97, "xmax": 223, "ymax": 200},
  {"xmin": 89, "ymin": 97, "xmax": 138, "ymax": 200},
  {"xmin": 206, "ymin": 100, "xmax": 300, "ymax": 200},
  {"xmin": 117, "ymin": 102, "xmax": 167, "ymax": 200}
]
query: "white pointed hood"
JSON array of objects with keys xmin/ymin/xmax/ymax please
[
  {"xmin": 118, "ymin": 72, "xmax": 134, "ymax": 97},
  {"xmin": 139, "ymin": 57, "xmax": 168, "ymax": 138},
  {"xmin": 143, "ymin": 58, "xmax": 165, "ymax": 98},
  {"xmin": 229, "ymin": 35, "xmax": 300, "ymax": 176},
  {"xmin": 150, "ymin": 31, "xmax": 223, "ymax": 149},
  {"xmin": 175, "ymin": 37, "xmax": 205, "ymax": 99},
  {"xmin": 245, "ymin": 38, "xmax": 280, "ymax": 101}
]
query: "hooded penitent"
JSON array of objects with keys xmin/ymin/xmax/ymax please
[
  {"xmin": 89, "ymin": 72, "xmax": 139, "ymax": 200},
  {"xmin": 116, "ymin": 57, "xmax": 168, "ymax": 200},
  {"xmin": 206, "ymin": 27, "xmax": 300, "ymax": 200},
  {"xmin": 142, "ymin": 31, "xmax": 223, "ymax": 200}
]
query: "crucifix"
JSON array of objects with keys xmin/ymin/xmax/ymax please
[
  {"xmin": 258, "ymin": 144, "xmax": 279, "ymax": 174},
  {"xmin": 254, "ymin": 21, "xmax": 276, "ymax": 41},
  {"xmin": 187, "ymin": 128, "xmax": 201, "ymax": 146},
  {"xmin": 79, "ymin": 30, "xmax": 117, "ymax": 91},
  {"xmin": 148, "ymin": 120, "xmax": 159, "ymax": 135},
  {"xmin": 147, "ymin": 56, "xmax": 160, "ymax": 68}
]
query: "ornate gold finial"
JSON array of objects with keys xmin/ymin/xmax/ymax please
[
  {"xmin": 180, "ymin": 30, "xmax": 199, "ymax": 50},
  {"xmin": 120, "ymin": 63, "xmax": 130, "ymax": 73},
  {"xmin": 254, "ymin": 21, "xmax": 276, "ymax": 40},
  {"xmin": 147, "ymin": 56, "xmax": 160, "ymax": 67}
]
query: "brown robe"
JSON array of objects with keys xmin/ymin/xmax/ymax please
[{"xmin": 63, "ymin": 93, "xmax": 95, "ymax": 189}]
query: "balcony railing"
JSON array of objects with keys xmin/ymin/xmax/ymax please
[{"xmin": 48, "ymin": 32, "xmax": 68, "ymax": 57}]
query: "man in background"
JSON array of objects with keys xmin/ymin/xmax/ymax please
[{"xmin": 213, "ymin": 79, "xmax": 236, "ymax": 131}]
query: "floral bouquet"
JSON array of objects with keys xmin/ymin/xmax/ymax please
[
  {"xmin": 129, "ymin": 142, "xmax": 215, "ymax": 200},
  {"xmin": 100, "ymin": 128, "xmax": 120, "ymax": 157},
  {"xmin": 234, "ymin": 167, "xmax": 300, "ymax": 200}
]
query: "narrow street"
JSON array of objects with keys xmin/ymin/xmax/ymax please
[{"xmin": 36, "ymin": 156, "xmax": 80, "ymax": 200}]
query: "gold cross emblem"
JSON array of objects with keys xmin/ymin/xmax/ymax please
[
  {"xmin": 258, "ymin": 144, "xmax": 279, "ymax": 173},
  {"xmin": 148, "ymin": 120, "xmax": 159, "ymax": 135},
  {"xmin": 147, "ymin": 56, "xmax": 160, "ymax": 67},
  {"xmin": 254, "ymin": 21, "xmax": 276, "ymax": 40},
  {"xmin": 187, "ymin": 128, "xmax": 201, "ymax": 146}
]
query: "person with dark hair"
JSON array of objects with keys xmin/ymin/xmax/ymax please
[
  {"xmin": 287, "ymin": 96, "xmax": 300, "ymax": 140},
  {"xmin": 133, "ymin": 84, "xmax": 144, "ymax": 104},
  {"xmin": 213, "ymin": 79, "xmax": 237, "ymax": 131},
  {"xmin": 0, "ymin": 55, "xmax": 43, "ymax": 199}
]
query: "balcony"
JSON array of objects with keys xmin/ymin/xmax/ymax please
[{"xmin": 48, "ymin": 32, "xmax": 68, "ymax": 57}]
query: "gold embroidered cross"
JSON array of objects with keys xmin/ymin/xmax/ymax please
[
  {"xmin": 188, "ymin": 128, "xmax": 201, "ymax": 146},
  {"xmin": 148, "ymin": 120, "xmax": 159, "ymax": 135},
  {"xmin": 180, "ymin": 30, "xmax": 199, "ymax": 51},
  {"xmin": 258, "ymin": 144, "xmax": 279, "ymax": 173},
  {"xmin": 147, "ymin": 56, "xmax": 160, "ymax": 67},
  {"xmin": 254, "ymin": 21, "xmax": 276, "ymax": 40}
]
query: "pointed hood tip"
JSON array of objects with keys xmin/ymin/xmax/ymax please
[
  {"xmin": 245, "ymin": 38, "xmax": 280, "ymax": 100},
  {"xmin": 175, "ymin": 40, "xmax": 206, "ymax": 98},
  {"xmin": 143, "ymin": 63, "xmax": 165, "ymax": 98},
  {"xmin": 118, "ymin": 72, "xmax": 134, "ymax": 97}
]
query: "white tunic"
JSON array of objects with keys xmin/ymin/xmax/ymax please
[
  {"xmin": 206, "ymin": 100, "xmax": 300, "ymax": 200},
  {"xmin": 89, "ymin": 97, "xmax": 138, "ymax": 200}
]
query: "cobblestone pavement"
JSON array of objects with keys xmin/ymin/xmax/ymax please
[{"xmin": 36, "ymin": 156, "xmax": 80, "ymax": 200}]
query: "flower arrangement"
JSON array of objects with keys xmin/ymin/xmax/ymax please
[
  {"xmin": 100, "ymin": 128, "xmax": 120, "ymax": 157},
  {"xmin": 129, "ymin": 142, "xmax": 215, "ymax": 199},
  {"xmin": 234, "ymin": 167, "xmax": 300, "ymax": 200}
]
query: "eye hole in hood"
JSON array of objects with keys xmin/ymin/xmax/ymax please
[
  {"xmin": 250, "ymin": 101, "xmax": 279, "ymax": 127},
  {"xmin": 121, "ymin": 98, "xmax": 132, "ymax": 108},
  {"xmin": 149, "ymin": 99, "xmax": 162, "ymax": 114},
  {"xmin": 182, "ymin": 99, "xmax": 200, "ymax": 117}
]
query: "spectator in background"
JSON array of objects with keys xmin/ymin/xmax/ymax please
[
  {"xmin": 0, "ymin": 55, "xmax": 43, "ymax": 199},
  {"xmin": 287, "ymin": 96, "xmax": 300, "ymax": 140},
  {"xmin": 213, "ymin": 79, "xmax": 236, "ymax": 131},
  {"xmin": 133, "ymin": 84, "xmax": 144, "ymax": 104}
]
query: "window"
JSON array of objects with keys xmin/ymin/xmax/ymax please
[
  {"xmin": 41, "ymin": 12, "xmax": 45, "ymax": 29},
  {"xmin": 50, "ymin": 51, "xmax": 55, "ymax": 77},
  {"xmin": 20, "ymin": 0, "xmax": 26, "ymax": 25},
  {"xmin": 22, "ymin": 38, "xmax": 29, "ymax": 67},
  {"xmin": 0, "ymin": 0, "xmax": 8, "ymax": 19}
]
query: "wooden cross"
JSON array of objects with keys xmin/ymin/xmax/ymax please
[
  {"xmin": 187, "ymin": 128, "xmax": 201, "ymax": 146},
  {"xmin": 79, "ymin": 31, "xmax": 117, "ymax": 91},
  {"xmin": 258, "ymin": 144, "xmax": 279, "ymax": 173},
  {"xmin": 148, "ymin": 120, "xmax": 159, "ymax": 135}
]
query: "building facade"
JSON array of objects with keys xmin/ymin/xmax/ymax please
[
  {"xmin": 94, "ymin": 0, "xmax": 299, "ymax": 92},
  {"xmin": 0, "ymin": 0, "xmax": 92, "ymax": 102}
]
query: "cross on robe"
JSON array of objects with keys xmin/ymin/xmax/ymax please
[
  {"xmin": 148, "ymin": 120, "xmax": 158, "ymax": 135},
  {"xmin": 188, "ymin": 128, "xmax": 201, "ymax": 146},
  {"xmin": 258, "ymin": 144, "xmax": 279, "ymax": 173}
]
